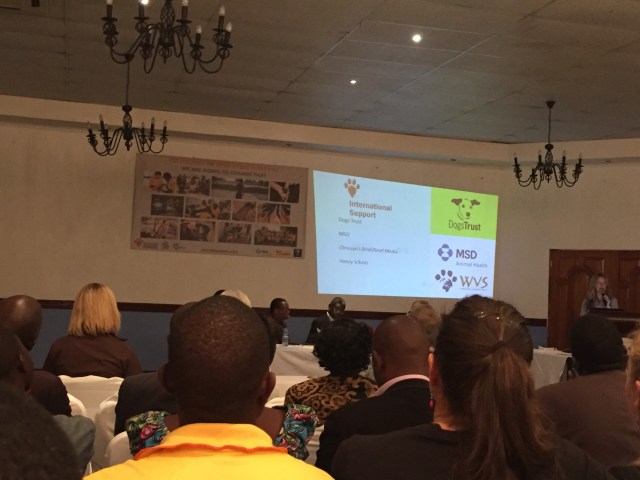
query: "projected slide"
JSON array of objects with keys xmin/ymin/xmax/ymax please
[{"xmin": 314, "ymin": 171, "xmax": 498, "ymax": 298}]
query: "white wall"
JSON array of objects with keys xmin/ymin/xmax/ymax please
[{"xmin": 1, "ymin": 96, "xmax": 639, "ymax": 318}]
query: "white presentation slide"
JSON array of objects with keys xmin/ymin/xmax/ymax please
[{"xmin": 314, "ymin": 170, "xmax": 498, "ymax": 298}]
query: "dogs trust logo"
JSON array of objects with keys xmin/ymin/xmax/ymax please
[
  {"xmin": 451, "ymin": 198, "xmax": 480, "ymax": 221},
  {"xmin": 435, "ymin": 269, "xmax": 457, "ymax": 292},
  {"xmin": 344, "ymin": 178, "xmax": 360, "ymax": 198},
  {"xmin": 437, "ymin": 244, "xmax": 453, "ymax": 261},
  {"xmin": 449, "ymin": 197, "xmax": 482, "ymax": 232}
]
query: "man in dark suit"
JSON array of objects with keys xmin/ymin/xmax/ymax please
[
  {"xmin": 113, "ymin": 302, "xmax": 197, "ymax": 434},
  {"xmin": 315, "ymin": 314, "xmax": 436, "ymax": 474},
  {"xmin": 306, "ymin": 297, "xmax": 347, "ymax": 344},
  {"xmin": 114, "ymin": 372, "xmax": 177, "ymax": 435}
]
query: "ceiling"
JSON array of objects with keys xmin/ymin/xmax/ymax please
[{"xmin": 3, "ymin": 0, "xmax": 640, "ymax": 145}]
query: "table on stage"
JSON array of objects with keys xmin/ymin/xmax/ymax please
[
  {"xmin": 270, "ymin": 344, "xmax": 571, "ymax": 392},
  {"xmin": 530, "ymin": 348, "xmax": 572, "ymax": 388}
]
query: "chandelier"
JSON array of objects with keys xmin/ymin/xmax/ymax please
[
  {"xmin": 101, "ymin": 0, "xmax": 232, "ymax": 74},
  {"xmin": 513, "ymin": 101, "xmax": 583, "ymax": 189},
  {"xmin": 86, "ymin": 61, "xmax": 168, "ymax": 156}
]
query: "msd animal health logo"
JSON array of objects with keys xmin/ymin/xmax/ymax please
[
  {"xmin": 430, "ymin": 188, "xmax": 498, "ymax": 240},
  {"xmin": 437, "ymin": 243, "xmax": 479, "ymax": 262}
]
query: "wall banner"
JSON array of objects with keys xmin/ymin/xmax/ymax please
[{"xmin": 131, "ymin": 155, "xmax": 308, "ymax": 259}]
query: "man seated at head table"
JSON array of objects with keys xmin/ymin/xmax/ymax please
[
  {"xmin": 89, "ymin": 295, "xmax": 331, "ymax": 480},
  {"xmin": 0, "ymin": 326, "xmax": 95, "ymax": 473},
  {"xmin": 536, "ymin": 314, "xmax": 640, "ymax": 467},
  {"xmin": 315, "ymin": 314, "xmax": 436, "ymax": 474},
  {"xmin": 306, "ymin": 296, "xmax": 348, "ymax": 344},
  {"xmin": 0, "ymin": 295, "xmax": 71, "ymax": 415}
]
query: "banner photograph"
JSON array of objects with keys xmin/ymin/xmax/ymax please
[{"xmin": 131, "ymin": 155, "xmax": 308, "ymax": 259}]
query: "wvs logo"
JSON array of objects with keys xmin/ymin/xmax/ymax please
[
  {"xmin": 435, "ymin": 269, "xmax": 457, "ymax": 292},
  {"xmin": 449, "ymin": 198, "xmax": 481, "ymax": 232},
  {"xmin": 344, "ymin": 178, "xmax": 360, "ymax": 198},
  {"xmin": 459, "ymin": 275, "xmax": 489, "ymax": 289}
]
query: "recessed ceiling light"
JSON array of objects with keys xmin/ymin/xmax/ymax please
[
  {"xmin": 412, "ymin": 34, "xmax": 422, "ymax": 43},
  {"xmin": 350, "ymin": 79, "xmax": 357, "ymax": 85}
]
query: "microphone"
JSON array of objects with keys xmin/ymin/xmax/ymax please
[{"xmin": 602, "ymin": 294, "xmax": 610, "ymax": 307}]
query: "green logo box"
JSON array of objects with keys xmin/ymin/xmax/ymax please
[{"xmin": 430, "ymin": 187, "xmax": 498, "ymax": 240}]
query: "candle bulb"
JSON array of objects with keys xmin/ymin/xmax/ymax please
[
  {"xmin": 150, "ymin": 118, "xmax": 155, "ymax": 134},
  {"xmin": 195, "ymin": 25, "xmax": 202, "ymax": 45},
  {"xmin": 138, "ymin": 0, "xmax": 144, "ymax": 18},
  {"xmin": 106, "ymin": 0, "xmax": 113, "ymax": 17},
  {"xmin": 181, "ymin": 0, "xmax": 188, "ymax": 20},
  {"xmin": 217, "ymin": 5, "xmax": 225, "ymax": 29},
  {"xmin": 578, "ymin": 154, "xmax": 583, "ymax": 165},
  {"xmin": 99, "ymin": 115, "xmax": 105, "ymax": 130}
]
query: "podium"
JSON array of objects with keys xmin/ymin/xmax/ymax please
[{"xmin": 589, "ymin": 309, "xmax": 640, "ymax": 335}]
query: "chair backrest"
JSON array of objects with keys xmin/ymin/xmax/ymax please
[
  {"xmin": 67, "ymin": 393, "xmax": 87, "ymax": 417},
  {"xmin": 105, "ymin": 431, "xmax": 132, "ymax": 467},
  {"xmin": 59, "ymin": 375, "xmax": 123, "ymax": 421},
  {"xmin": 91, "ymin": 393, "xmax": 119, "ymax": 471}
]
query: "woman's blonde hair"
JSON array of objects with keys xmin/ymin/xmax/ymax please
[{"xmin": 68, "ymin": 283, "xmax": 121, "ymax": 336}]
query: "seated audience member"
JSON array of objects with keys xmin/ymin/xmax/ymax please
[
  {"xmin": 0, "ymin": 327, "xmax": 95, "ymax": 472},
  {"xmin": 0, "ymin": 383, "xmax": 82, "ymax": 480},
  {"xmin": 114, "ymin": 371, "xmax": 177, "ymax": 436},
  {"xmin": 409, "ymin": 302, "xmax": 442, "ymax": 342},
  {"xmin": 315, "ymin": 314, "xmax": 434, "ymax": 473},
  {"xmin": 0, "ymin": 295, "xmax": 71, "ymax": 415},
  {"xmin": 610, "ymin": 331, "xmax": 640, "ymax": 479},
  {"xmin": 263, "ymin": 297, "xmax": 290, "ymax": 344},
  {"xmin": 123, "ymin": 301, "xmax": 318, "ymax": 460},
  {"xmin": 114, "ymin": 303, "xmax": 194, "ymax": 435},
  {"xmin": 287, "ymin": 319, "xmax": 376, "ymax": 425},
  {"xmin": 332, "ymin": 295, "xmax": 614, "ymax": 480},
  {"xmin": 87, "ymin": 296, "xmax": 331, "ymax": 480},
  {"xmin": 43, "ymin": 283, "xmax": 142, "ymax": 378},
  {"xmin": 408, "ymin": 299, "xmax": 431, "ymax": 314},
  {"xmin": 220, "ymin": 289, "xmax": 252, "ymax": 307},
  {"xmin": 537, "ymin": 314, "xmax": 640, "ymax": 467},
  {"xmin": 306, "ymin": 296, "xmax": 348, "ymax": 344}
]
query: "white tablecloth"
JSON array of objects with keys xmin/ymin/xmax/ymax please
[
  {"xmin": 270, "ymin": 345, "xmax": 327, "ymax": 377},
  {"xmin": 531, "ymin": 348, "xmax": 571, "ymax": 389},
  {"xmin": 271, "ymin": 344, "xmax": 570, "ymax": 390}
]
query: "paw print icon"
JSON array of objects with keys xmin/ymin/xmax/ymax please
[
  {"xmin": 344, "ymin": 178, "xmax": 360, "ymax": 198},
  {"xmin": 435, "ymin": 269, "xmax": 458, "ymax": 292}
]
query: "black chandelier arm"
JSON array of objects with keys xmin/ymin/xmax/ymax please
[
  {"xmin": 177, "ymin": 27, "xmax": 232, "ymax": 74},
  {"xmin": 87, "ymin": 125, "xmax": 123, "ymax": 156}
]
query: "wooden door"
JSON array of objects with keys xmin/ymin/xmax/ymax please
[
  {"xmin": 548, "ymin": 250, "xmax": 616, "ymax": 350},
  {"xmin": 618, "ymin": 253, "xmax": 640, "ymax": 313}
]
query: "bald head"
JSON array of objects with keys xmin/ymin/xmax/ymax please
[
  {"xmin": 372, "ymin": 315, "xmax": 430, "ymax": 385},
  {"xmin": 167, "ymin": 295, "xmax": 273, "ymax": 425},
  {"xmin": 0, "ymin": 296, "xmax": 43, "ymax": 351}
]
